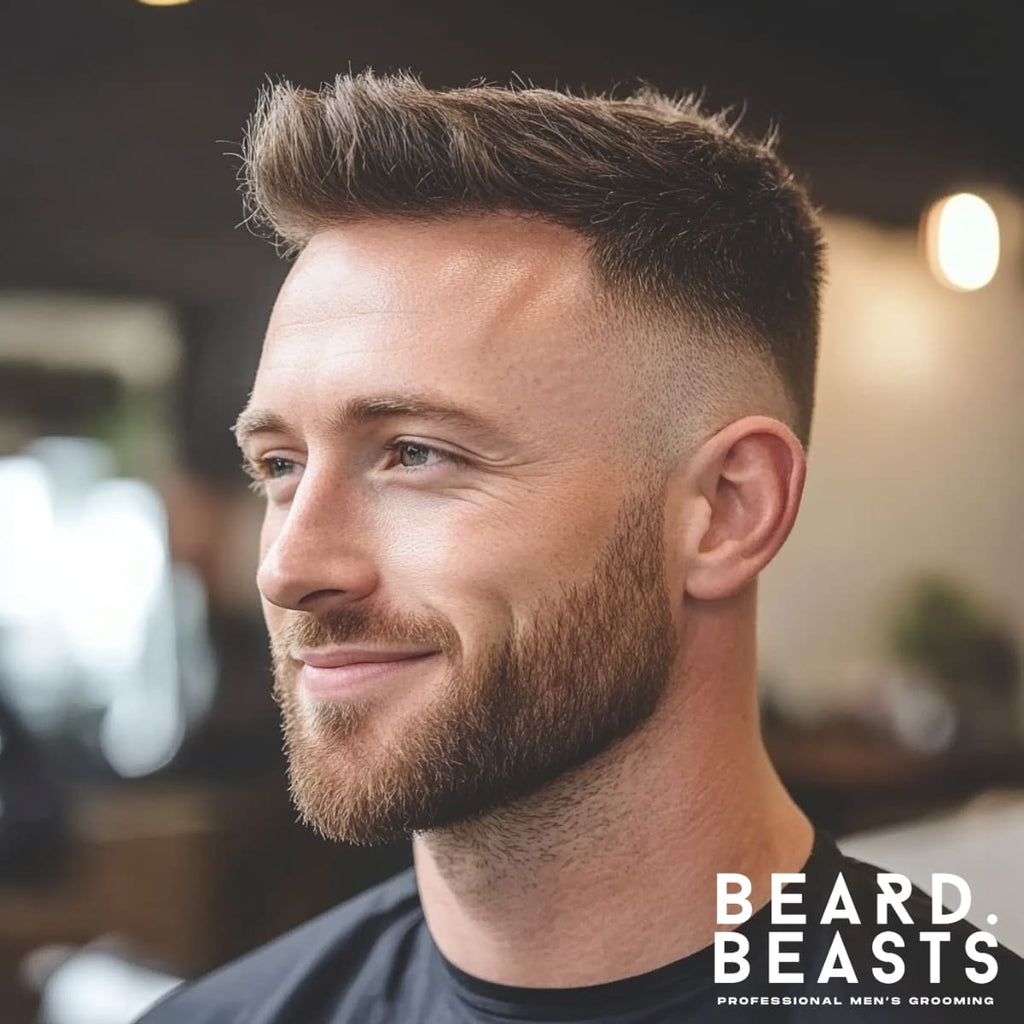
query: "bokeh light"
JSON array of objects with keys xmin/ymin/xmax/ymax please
[{"xmin": 924, "ymin": 192, "xmax": 1000, "ymax": 291}]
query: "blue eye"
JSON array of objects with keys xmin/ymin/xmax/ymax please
[
  {"xmin": 242, "ymin": 455, "xmax": 297, "ymax": 495},
  {"xmin": 397, "ymin": 443, "xmax": 434, "ymax": 467},
  {"xmin": 263, "ymin": 457, "xmax": 295, "ymax": 478},
  {"xmin": 384, "ymin": 441, "xmax": 468, "ymax": 470}
]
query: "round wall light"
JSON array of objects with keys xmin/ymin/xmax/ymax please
[{"xmin": 922, "ymin": 192, "xmax": 1000, "ymax": 292}]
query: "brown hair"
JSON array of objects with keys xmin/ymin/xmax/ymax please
[{"xmin": 242, "ymin": 70, "xmax": 825, "ymax": 445}]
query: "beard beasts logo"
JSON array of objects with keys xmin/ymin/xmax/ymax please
[{"xmin": 714, "ymin": 871, "xmax": 1000, "ymax": 987}]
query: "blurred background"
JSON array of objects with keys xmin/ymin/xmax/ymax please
[{"xmin": 1, "ymin": 1, "xmax": 1022, "ymax": 1020}]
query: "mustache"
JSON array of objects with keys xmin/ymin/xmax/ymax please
[{"xmin": 269, "ymin": 605, "xmax": 462, "ymax": 665}]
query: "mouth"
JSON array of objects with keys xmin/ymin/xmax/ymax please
[{"xmin": 294, "ymin": 649, "xmax": 441, "ymax": 700}]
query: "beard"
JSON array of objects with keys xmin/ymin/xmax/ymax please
[{"xmin": 270, "ymin": 483, "xmax": 676, "ymax": 846}]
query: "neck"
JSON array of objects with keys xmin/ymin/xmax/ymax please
[{"xmin": 412, "ymin": 613, "xmax": 812, "ymax": 988}]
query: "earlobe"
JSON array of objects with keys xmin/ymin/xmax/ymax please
[{"xmin": 682, "ymin": 417, "xmax": 806, "ymax": 602}]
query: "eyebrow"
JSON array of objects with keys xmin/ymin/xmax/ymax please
[{"xmin": 231, "ymin": 392, "xmax": 509, "ymax": 448}]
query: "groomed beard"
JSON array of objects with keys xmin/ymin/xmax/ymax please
[{"xmin": 270, "ymin": 483, "xmax": 676, "ymax": 845}]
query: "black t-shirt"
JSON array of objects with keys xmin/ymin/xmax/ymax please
[{"xmin": 140, "ymin": 831, "xmax": 1024, "ymax": 1022}]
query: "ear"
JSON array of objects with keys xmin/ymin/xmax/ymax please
[{"xmin": 674, "ymin": 416, "xmax": 807, "ymax": 602}]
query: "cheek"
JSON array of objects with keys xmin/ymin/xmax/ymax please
[
  {"xmin": 373, "ymin": 489, "xmax": 614, "ymax": 612},
  {"xmin": 376, "ymin": 501, "xmax": 501, "ymax": 590},
  {"xmin": 371, "ymin": 503, "xmax": 528, "ymax": 646}
]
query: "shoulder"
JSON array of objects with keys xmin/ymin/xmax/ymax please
[{"xmin": 138, "ymin": 868, "xmax": 422, "ymax": 1023}]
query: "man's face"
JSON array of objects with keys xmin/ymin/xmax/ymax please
[{"xmin": 240, "ymin": 215, "xmax": 678, "ymax": 844}]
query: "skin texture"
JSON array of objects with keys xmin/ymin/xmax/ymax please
[{"xmin": 239, "ymin": 213, "xmax": 814, "ymax": 987}]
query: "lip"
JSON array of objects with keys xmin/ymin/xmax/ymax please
[
  {"xmin": 295, "ymin": 647, "xmax": 440, "ymax": 699},
  {"xmin": 296, "ymin": 646, "xmax": 439, "ymax": 669}
]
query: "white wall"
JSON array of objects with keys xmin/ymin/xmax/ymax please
[{"xmin": 759, "ymin": 201, "xmax": 1024, "ymax": 719}]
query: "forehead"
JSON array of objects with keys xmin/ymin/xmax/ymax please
[
  {"xmin": 255, "ymin": 216, "xmax": 630, "ymax": 442},
  {"xmin": 274, "ymin": 215, "xmax": 595, "ymax": 334}
]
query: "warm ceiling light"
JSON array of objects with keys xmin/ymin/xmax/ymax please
[
  {"xmin": 136, "ymin": 0, "xmax": 192, "ymax": 6},
  {"xmin": 923, "ymin": 192, "xmax": 1000, "ymax": 292}
]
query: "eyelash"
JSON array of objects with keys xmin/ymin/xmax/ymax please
[
  {"xmin": 242, "ymin": 442, "xmax": 467, "ymax": 495},
  {"xmin": 242, "ymin": 455, "xmax": 293, "ymax": 495}
]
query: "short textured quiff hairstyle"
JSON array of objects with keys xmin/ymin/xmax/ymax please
[{"xmin": 242, "ymin": 70, "xmax": 825, "ymax": 446}]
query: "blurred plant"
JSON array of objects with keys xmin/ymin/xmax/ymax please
[{"xmin": 887, "ymin": 574, "xmax": 1021, "ymax": 746}]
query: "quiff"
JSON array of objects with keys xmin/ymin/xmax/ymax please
[{"xmin": 242, "ymin": 71, "xmax": 825, "ymax": 445}]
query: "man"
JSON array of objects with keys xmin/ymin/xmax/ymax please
[{"xmin": 142, "ymin": 71, "xmax": 1023, "ymax": 1021}]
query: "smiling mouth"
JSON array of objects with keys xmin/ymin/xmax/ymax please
[{"xmin": 296, "ymin": 651, "xmax": 441, "ymax": 699}]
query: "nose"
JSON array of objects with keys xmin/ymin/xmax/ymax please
[{"xmin": 256, "ymin": 472, "xmax": 379, "ymax": 614}]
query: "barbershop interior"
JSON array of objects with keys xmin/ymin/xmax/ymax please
[{"xmin": 1, "ymin": 2, "xmax": 1021, "ymax": 1020}]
